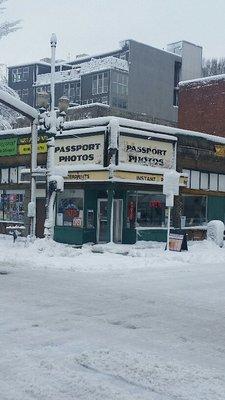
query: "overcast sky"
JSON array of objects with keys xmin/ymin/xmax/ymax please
[{"xmin": 0, "ymin": 0, "xmax": 224, "ymax": 66}]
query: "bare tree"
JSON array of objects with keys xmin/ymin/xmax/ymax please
[
  {"xmin": 0, "ymin": 0, "xmax": 21, "ymax": 39},
  {"xmin": 202, "ymin": 57, "xmax": 225, "ymax": 77},
  {"xmin": 0, "ymin": 0, "xmax": 21, "ymax": 130}
]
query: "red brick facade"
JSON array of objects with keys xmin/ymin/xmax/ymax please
[{"xmin": 178, "ymin": 77, "xmax": 225, "ymax": 138}]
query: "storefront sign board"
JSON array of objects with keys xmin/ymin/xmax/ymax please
[
  {"xmin": 168, "ymin": 232, "xmax": 188, "ymax": 252},
  {"xmin": 119, "ymin": 135, "xmax": 174, "ymax": 168},
  {"xmin": 54, "ymin": 134, "xmax": 104, "ymax": 166},
  {"xmin": 115, "ymin": 170, "xmax": 188, "ymax": 186},
  {"xmin": 65, "ymin": 170, "xmax": 109, "ymax": 181},
  {"xmin": 215, "ymin": 145, "xmax": 225, "ymax": 157},
  {"xmin": 0, "ymin": 138, "xmax": 17, "ymax": 157},
  {"xmin": 19, "ymin": 142, "xmax": 47, "ymax": 155}
]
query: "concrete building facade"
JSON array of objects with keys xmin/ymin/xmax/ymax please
[{"xmin": 8, "ymin": 39, "xmax": 202, "ymax": 127}]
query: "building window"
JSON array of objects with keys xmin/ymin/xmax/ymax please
[
  {"xmin": 12, "ymin": 68, "xmax": 22, "ymax": 83},
  {"xmin": 173, "ymin": 61, "xmax": 181, "ymax": 106},
  {"xmin": 126, "ymin": 192, "xmax": 166, "ymax": 228},
  {"xmin": 101, "ymin": 96, "xmax": 108, "ymax": 105},
  {"xmin": 209, "ymin": 173, "xmax": 218, "ymax": 191},
  {"xmin": 1, "ymin": 169, "xmax": 9, "ymax": 184},
  {"xmin": 0, "ymin": 191, "xmax": 25, "ymax": 222},
  {"xmin": 63, "ymin": 82, "xmax": 81, "ymax": 104},
  {"xmin": 57, "ymin": 189, "xmax": 84, "ymax": 227},
  {"xmin": 92, "ymin": 72, "xmax": 109, "ymax": 95},
  {"xmin": 22, "ymin": 88, "xmax": 29, "ymax": 104},
  {"xmin": 36, "ymin": 86, "xmax": 50, "ymax": 107},
  {"xmin": 219, "ymin": 174, "xmax": 225, "ymax": 191},
  {"xmin": 183, "ymin": 169, "xmax": 225, "ymax": 193},
  {"xmin": 112, "ymin": 71, "xmax": 128, "ymax": 108},
  {"xmin": 173, "ymin": 88, "xmax": 179, "ymax": 107},
  {"xmin": 9, "ymin": 167, "xmax": 18, "ymax": 184},
  {"xmin": 22, "ymin": 67, "xmax": 29, "ymax": 81},
  {"xmin": 183, "ymin": 196, "xmax": 207, "ymax": 227},
  {"xmin": 190, "ymin": 170, "xmax": 200, "ymax": 190},
  {"xmin": 200, "ymin": 172, "xmax": 209, "ymax": 190}
]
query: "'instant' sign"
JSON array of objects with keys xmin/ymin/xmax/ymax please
[{"xmin": 54, "ymin": 134, "xmax": 104, "ymax": 166}]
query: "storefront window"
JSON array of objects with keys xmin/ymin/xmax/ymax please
[
  {"xmin": 127, "ymin": 192, "xmax": 137, "ymax": 229},
  {"xmin": 137, "ymin": 193, "xmax": 166, "ymax": 227},
  {"xmin": 183, "ymin": 196, "xmax": 207, "ymax": 227},
  {"xmin": 57, "ymin": 189, "xmax": 84, "ymax": 228},
  {"xmin": 127, "ymin": 191, "xmax": 166, "ymax": 228},
  {"xmin": 0, "ymin": 190, "xmax": 25, "ymax": 222}
]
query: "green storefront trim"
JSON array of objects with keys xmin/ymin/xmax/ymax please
[{"xmin": 53, "ymin": 185, "xmax": 225, "ymax": 246}]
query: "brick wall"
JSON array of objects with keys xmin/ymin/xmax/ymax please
[{"xmin": 178, "ymin": 77, "xmax": 225, "ymax": 137}]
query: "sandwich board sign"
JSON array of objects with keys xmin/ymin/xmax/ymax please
[{"xmin": 168, "ymin": 231, "xmax": 188, "ymax": 252}]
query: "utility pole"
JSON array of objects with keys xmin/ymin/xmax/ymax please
[{"xmin": 42, "ymin": 34, "xmax": 69, "ymax": 238}]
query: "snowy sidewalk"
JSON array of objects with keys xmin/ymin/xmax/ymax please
[
  {"xmin": 0, "ymin": 236, "xmax": 225, "ymax": 399},
  {"xmin": 0, "ymin": 234, "xmax": 225, "ymax": 272}
]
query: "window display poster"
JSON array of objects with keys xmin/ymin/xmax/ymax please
[{"xmin": 57, "ymin": 194, "xmax": 83, "ymax": 227}]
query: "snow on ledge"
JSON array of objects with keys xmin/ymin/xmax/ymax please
[
  {"xmin": 179, "ymin": 74, "xmax": 225, "ymax": 88},
  {"xmin": 35, "ymin": 56, "xmax": 129, "ymax": 86}
]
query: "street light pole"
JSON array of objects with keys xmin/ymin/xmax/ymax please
[
  {"xmin": 43, "ymin": 34, "xmax": 69, "ymax": 239},
  {"xmin": 30, "ymin": 118, "xmax": 38, "ymax": 237},
  {"xmin": 44, "ymin": 33, "xmax": 57, "ymax": 238}
]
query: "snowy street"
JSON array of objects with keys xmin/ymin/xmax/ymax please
[{"xmin": 0, "ymin": 237, "xmax": 225, "ymax": 399}]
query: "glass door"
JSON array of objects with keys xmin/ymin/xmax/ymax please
[
  {"xmin": 97, "ymin": 199, "xmax": 108, "ymax": 242},
  {"xmin": 113, "ymin": 199, "xmax": 123, "ymax": 243}
]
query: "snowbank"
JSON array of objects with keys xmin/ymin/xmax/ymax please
[{"xmin": 0, "ymin": 235, "xmax": 224, "ymax": 273}]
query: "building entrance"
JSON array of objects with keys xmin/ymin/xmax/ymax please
[
  {"xmin": 97, "ymin": 198, "xmax": 123, "ymax": 243},
  {"xmin": 113, "ymin": 199, "xmax": 123, "ymax": 243}
]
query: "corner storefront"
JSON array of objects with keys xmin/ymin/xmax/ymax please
[
  {"xmin": 52, "ymin": 119, "xmax": 187, "ymax": 244},
  {"xmin": 1, "ymin": 117, "xmax": 225, "ymax": 244}
]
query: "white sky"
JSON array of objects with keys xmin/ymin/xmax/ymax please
[{"xmin": 0, "ymin": 0, "xmax": 224, "ymax": 66}]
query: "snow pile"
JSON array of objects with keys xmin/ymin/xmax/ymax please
[
  {"xmin": 0, "ymin": 235, "xmax": 225, "ymax": 273},
  {"xmin": 207, "ymin": 220, "xmax": 224, "ymax": 248}
]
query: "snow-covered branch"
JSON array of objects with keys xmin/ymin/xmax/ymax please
[{"xmin": 0, "ymin": 0, "xmax": 21, "ymax": 40}]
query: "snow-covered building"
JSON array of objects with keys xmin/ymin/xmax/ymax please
[
  {"xmin": 179, "ymin": 74, "xmax": 225, "ymax": 137},
  {"xmin": 7, "ymin": 39, "xmax": 202, "ymax": 127},
  {"xmin": 0, "ymin": 117, "xmax": 225, "ymax": 244}
]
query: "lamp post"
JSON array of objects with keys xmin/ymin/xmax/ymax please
[{"xmin": 38, "ymin": 34, "xmax": 69, "ymax": 238}]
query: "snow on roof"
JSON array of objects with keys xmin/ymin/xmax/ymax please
[
  {"xmin": 62, "ymin": 117, "xmax": 225, "ymax": 145},
  {"xmin": 0, "ymin": 89, "xmax": 38, "ymax": 120},
  {"xmin": 1, "ymin": 116, "xmax": 225, "ymax": 145},
  {"xmin": 179, "ymin": 74, "xmax": 225, "ymax": 88},
  {"xmin": 9, "ymin": 61, "xmax": 51, "ymax": 69},
  {"xmin": 35, "ymin": 56, "xmax": 129, "ymax": 86},
  {"xmin": 35, "ymin": 69, "xmax": 80, "ymax": 86},
  {"xmin": 68, "ymin": 102, "xmax": 109, "ymax": 110}
]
